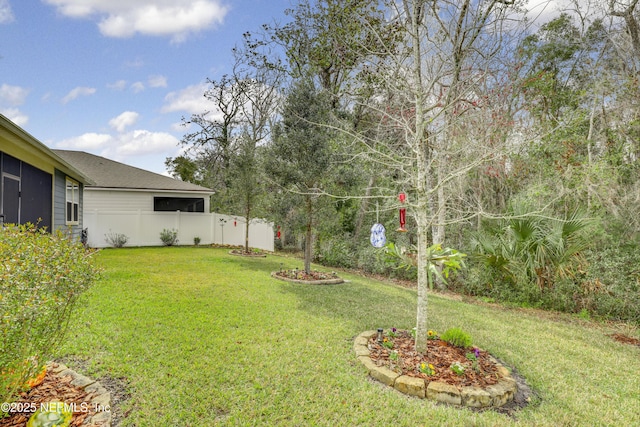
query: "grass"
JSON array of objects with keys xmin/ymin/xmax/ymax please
[{"xmin": 60, "ymin": 247, "xmax": 640, "ymax": 426}]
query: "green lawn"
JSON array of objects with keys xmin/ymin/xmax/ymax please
[{"xmin": 60, "ymin": 247, "xmax": 640, "ymax": 426}]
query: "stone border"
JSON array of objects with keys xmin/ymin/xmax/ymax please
[
  {"xmin": 354, "ymin": 330, "xmax": 517, "ymax": 408},
  {"xmin": 48, "ymin": 362, "xmax": 112, "ymax": 427},
  {"xmin": 270, "ymin": 271, "xmax": 345, "ymax": 285}
]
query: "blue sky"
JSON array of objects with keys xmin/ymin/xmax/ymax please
[{"xmin": 0, "ymin": 0, "xmax": 291, "ymax": 174}]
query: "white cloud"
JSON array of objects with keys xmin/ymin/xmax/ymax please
[
  {"xmin": 0, "ymin": 0, "xmax": 14, "ymax": 24},
  {"xmin": 55, "ymin": 129, "xmax": 179, "ymax": 158},
  {"xmin": 0, "ymin": 108, "xmax": 28, "ymax": 127},
  {"xmin": 161, "ymin": 82, "xmax": 211, "ymax": 115},
  {"xmin": 44, "ymin": 0, "xmax": 229, "ymax": 42},
  {"xmin": 109, "ymin": 111, "xmax": 140, "ymax": 132},
  {"xmin": 61, "ymin": 86, "xmax": 96, "ymax": 104},
  {"xmin": 0, "ymin": 85, "xmax": 29, "ymax": 126},
  {"xmin": 0, "ymin": 84, "xmax": 29, "ymax": 106},
  {"xmin": 111, "ymin": 130, "xmax": 179, "ymax": 156},
  {"xmin": 107, "ymin": 79, "xmax": 128, "ymax": 91},
  {"xmin": 130, "ymin": 81, "xmax": 145, "ymax": 93},
  {"xmin": 56, "ymin": 132, "xmax": 113, "ymax": 150},
  {"xmin": 148, "ymin": 75, "xmax": 167, "ymax": 88}
]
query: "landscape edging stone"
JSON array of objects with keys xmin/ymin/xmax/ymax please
[{"xmin": 353, "ymin": 330, "xmax": 517, "ymax": 408}]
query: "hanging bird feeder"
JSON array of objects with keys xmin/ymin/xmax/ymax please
[{"xmin": 397, "ymin": 192, "xmax": 407, "ymax": 232}]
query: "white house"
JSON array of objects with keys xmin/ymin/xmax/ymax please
[{"xmin": 54, "ymin": 150, "xmax": 274, "ymax": 251}]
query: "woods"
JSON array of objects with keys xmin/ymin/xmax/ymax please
[{"xmin": 167, "ymin": 0, "xmax": 640, "ymax": 332}]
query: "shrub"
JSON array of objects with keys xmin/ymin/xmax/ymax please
[
  {"xmin": 194, "ymin": 237, "xmax": 201, "ymax": 246},
  {"xmin": 0, "ymin": 224, "xmax": 97, "ymax": 407},
  {"xmin": 441, "ymin": 328, "xmax": 472, "ymax": 348},
  {"xmin": 104, "ymin": 231, "xmax": 128, "ymax": 248},
  {"xmin": 160, "ymin": 229, "xmax": 179, "ymax": 246},
  {"xmin": 314, "ymin": 237, "xmax": 355, "ymax": 269},
  {"xmin": 356, "ymin": 246, "xmax": 390, "ymax": 275}
]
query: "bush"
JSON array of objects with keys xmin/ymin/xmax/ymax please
[
  {"xmin": 583, "ymin": 246, "xmax": 640, "ymax": 324},
  {"xmin": 441, "ymin": 327, "xmax": 472, "ymax": 348},
  {"xmin": 0, "ymin": 224, "xmax": 97, "ymax": 407},
  {"xmin": 314, "ymin": 237, "xmax": 355, "ymax": 269},
  {"xmin": 356, "ymin": 246, "xmax": 391, "ymax": 276},
  {"xmin": 104, "ymin": 231, "xmax": 128, "ymax": 248},
  {"xmin": 160, "ymin": 229, "xmax": 179, "ymax": 246}
]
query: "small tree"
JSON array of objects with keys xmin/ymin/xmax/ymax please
[
  {"xmin": 228, "ymin": 54, "xmax": 282, "ymax": 253},
  {"xmin": 265, "ymin": 79, "xmax": 334, "ymax": 273}
]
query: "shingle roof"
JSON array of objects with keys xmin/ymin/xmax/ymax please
[{"xmin": 53, "ymin": 150, "xmax": 213, "ymax": 193}]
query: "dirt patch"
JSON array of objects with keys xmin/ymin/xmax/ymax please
[{"xmin": 609, "ymin": 333, "xmax": 640, "ymax": 348}]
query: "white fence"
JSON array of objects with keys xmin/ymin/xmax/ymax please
[{"xmin": 84, "ymin": 209, "xmax": 274, "ymax": 251}]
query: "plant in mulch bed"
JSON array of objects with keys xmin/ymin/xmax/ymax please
[
  {"xmin": 440, "ymin": 327, "xmax": 473, "ymax": 348},
  {"xmin": 418, "ymin": 362, "xmax": 436, "ymax": 376},
  {"xmin": 450, "ymin": 361, "xmax": 466, "ymax": 376},
  {"xmin": 0, "ymin": 368, "xmax": 97, "ymax": 427},
  {"xmin": 368, "ymin": 329, "xmax": 503, "ymax": 388},
  {"xmin": 275, "ymin": 268, "xmax": 339, "ymax": 281},
  {"xmin": 26, "ymin": 402, "xmax": 72, "ymax": 427},
  {"xmin": 229, "ymin": 247, "xmax": 266, "ymax": 256}
]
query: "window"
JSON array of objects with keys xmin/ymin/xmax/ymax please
[
  {"xmin": 66, "ymin": 179, "xmax": 79, "ymax": 224},
  {"xmin": 154, "ymin": 197, "xmax": 204, "ymax": 212}
]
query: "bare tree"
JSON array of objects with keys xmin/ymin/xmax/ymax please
[
  {"xmin": 230, "ymin": 51, "xmax": 284, "ymax": 253},
  {"xmin": 339, "ymin": 0, "xmax": 525, "ymax": 353},
  {"xmin": 171, "ymin": 75, "xmax": 245, "ymax": 213}
]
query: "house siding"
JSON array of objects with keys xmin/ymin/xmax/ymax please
[
  {"xmin": 53, "ymin": 169, "xmax": 83, "ymax": 238},
  {"xmin": 84, "ymin": 189, "xmax": 211, "ymax": 212}
]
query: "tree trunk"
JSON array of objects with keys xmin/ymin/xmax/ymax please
[
  {"xmin": 304, "ymin": 195, "xmax": 313, "ymax": 274},
  {"xmin": 415, "ymin": 197, "xmax": 430, "ymax": 354},
  {"xmin": 244, "ymin": 200, "xmax": 251, "ymax": 253},
  {"xmin": 407, "ymin": 0, "xmax": 432, "ymax": 354}
]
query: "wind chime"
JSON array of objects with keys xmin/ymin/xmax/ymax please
[
  {"xmin": 370, "ymin": 201, "xmax": 386, "ymax": 248},
  {"xmin": 370, "ymin": 192, "xmax": 409, "ymax": 247}
]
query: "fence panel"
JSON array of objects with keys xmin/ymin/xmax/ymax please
[{"xmin": 84, "ymin": 210, "xmax": 274, "ymax": 251}]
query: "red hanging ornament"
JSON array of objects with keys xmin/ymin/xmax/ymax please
[{"xmin": 397, "ymin": 192, "xmax": 407, "ymax": 232}]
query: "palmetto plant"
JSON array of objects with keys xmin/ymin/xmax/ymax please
[
  {"xmin": 471, "ymin": 207, "xmax": 592, "ymax": 291},
  {"xmin": 384, "ymin": 242, "xmax": 466, "ymax": 289}
]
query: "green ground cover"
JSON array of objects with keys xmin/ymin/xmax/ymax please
[{"xmin": 60, "ymin": 247, "xmax": 639, "ymax": 426}]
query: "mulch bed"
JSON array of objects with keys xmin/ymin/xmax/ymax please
[
  {"xmin": 273, "ymin": 270, "xmax": 340, "ymax": 281},
  {"xmin": 367, "ymin": 330, "xmax": 501, "ymax": 389},
  {"xmin": 229, "ymin": 249, "xmax": 267, "ymax": 257},
  {"xmin": 0, "ymin": 370, "xmax": 96, "ymax": 427}
]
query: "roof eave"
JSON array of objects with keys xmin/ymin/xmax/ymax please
[
  {"xmin": 86, "ymin": 186, "xmax": 215, "ymax": 195},
  {"xmin": 0, "ymin": 115, "xmax": 96, "ymax": 185}
]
